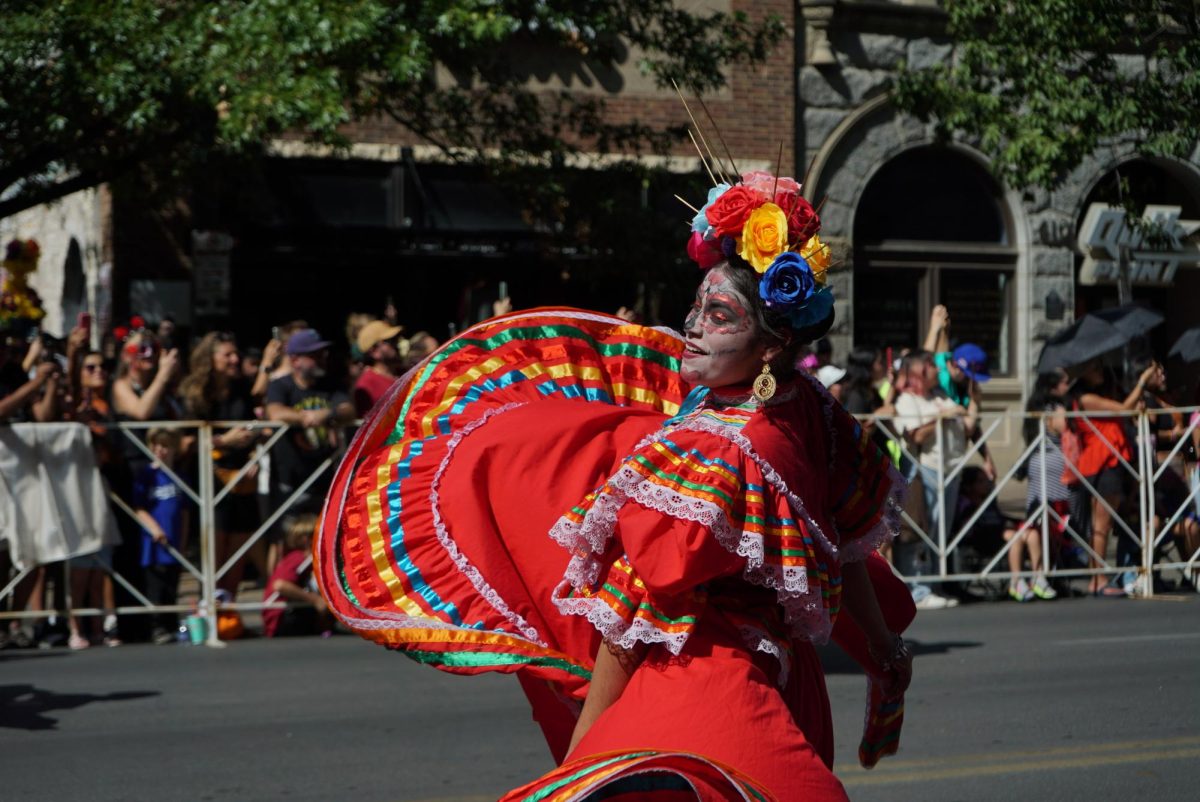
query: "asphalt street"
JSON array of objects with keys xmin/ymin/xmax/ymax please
[{"xmin": 2, "ymin": 595, "xmax": 1196, "ymax": 802}]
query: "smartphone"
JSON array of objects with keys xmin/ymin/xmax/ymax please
[
  {"xmin": 77, "ymin": 311, "xmax": 92, "ymax": 330},
  {"xmin": 886, "ymin": 346, "xmax": 894, "ymax": 371},
  {"xmin": 498, "ymin": 280, "xmax": 508, "ymax": 299},
  {"xmin": 272, "ymin": 326, "xmax": 280, "ymax": 341}
]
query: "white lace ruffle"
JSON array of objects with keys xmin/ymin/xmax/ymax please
[
  {"xmin": 669, "ymin": 414, "xmax": 841, "ymax": 562},
  {"xmin": 552, "ymin": 579, "xmax": 693, "ymax": 655},
  {"xmin": 429, "ymin": 401, "xmax": 547, "ymax": 646},
  {"xmin": 737, "ymin": 625, "xmax": 792, "ymax": 689},
  {"xmin": 549, "ymin": 412, "xmax": 838, "ymax": 646},
  {"xmin": 836, "ymin": 461, "xmax": 909, "ymax": 564}
]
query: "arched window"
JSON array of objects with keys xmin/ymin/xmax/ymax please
[
  {"xmin": 60, "ymin": 238, "xmax": 87, "ymax": 329},
  {"xmin": 853, "ymin": 146, "xmax": 1016, "ymax": 376}
]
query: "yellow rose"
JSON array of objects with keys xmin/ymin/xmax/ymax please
[
  {"xmin": 738, "ymin": 202, "xmax": 788, "ymax": 273},
  {"xmin": 801, "ymin": 235, "xmax": 831, "ymax": 285}
]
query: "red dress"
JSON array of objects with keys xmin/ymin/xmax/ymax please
[{"xmin": 315, "ymin": 308, "xmax": 912, "ymax": 801}]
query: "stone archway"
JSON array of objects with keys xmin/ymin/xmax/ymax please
[{"xmin": 803, "ymin": 97, "xmax": 1030, "ymax": 381}]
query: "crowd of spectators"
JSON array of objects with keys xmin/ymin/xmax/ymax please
[
  {"xmin": 2, "ymin": 295, "xmax": 1198, "ymax": 649},
  {"xmin": 815, "ymin": 305, "xmax": 1200, "ymax": 608},
  {"xmin": 0, "ymin": 306, "xmax": 443, "ymax": 649}
]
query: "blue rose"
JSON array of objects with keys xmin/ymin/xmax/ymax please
[
  {"xmin": 690, "ymin": 183, "xmax": 731, "ymax": 236},
  {"xmin": 758, "ymin": 252, "xmax": 816, "ymax": 310},
  {"xmin": 787, "ymin": 286, "xmax": 834, "ymax": 329}
]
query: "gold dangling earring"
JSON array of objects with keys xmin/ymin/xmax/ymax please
[{"xmin": 752, "ymin": 361, "xmax": 776, "ymax": 403}]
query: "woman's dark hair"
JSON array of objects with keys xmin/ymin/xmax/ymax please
[
  {"xmin": 843, "ymin": 348, "xmax": 878, "ymax": 395},
  {"xmin": 1023, "ymin": 368, "xmax": 1069, "ymax": 446},
  {"xmin": 840, "ymin": 347, "xmax": 881, "ymax": 414},
  {"xmin": 720, "ymin": 261, "xmax": 835, "ymax": 375}
]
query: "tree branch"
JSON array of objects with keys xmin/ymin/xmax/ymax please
[{"xmin": 0, "ymin": 170, "xmax": 109, "ymax": 221}]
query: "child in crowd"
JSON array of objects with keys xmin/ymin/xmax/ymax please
[
  {"xmin": 957, "ymin": 466, "xmax": 1057, "ymax": 602},
  {"xmin": 262, "ymin": 514, "xmax": 332, "ymax": 637},
  {"xmin": 133, "ymin": 427, "xmax": 188, "ymax": 644}
]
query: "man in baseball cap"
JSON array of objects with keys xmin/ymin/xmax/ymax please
[
  {"xmin": 951, "ymin": 343, "xmax": 991, "ymax": 384},
  {"xmin": 353, "ymin": 320, "xmax": 405, "ymax": 415},
  {"xmin": 285, "ymin": 328, "xmax": 331, "ymax": 357},
  {"xmin": 935, "ymin": 341, "xmax": 996, "ymax": 480},
  {"xmin": 267, "ymin": 327, "xmax": 353, "ymax": 520}
]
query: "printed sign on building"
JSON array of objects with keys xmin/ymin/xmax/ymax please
[
  {"xmin": 1078, "ymin": 204, "xmax": 1200, "ymax": 286},
  {"xmin": 192, "ymin": 230, "xmax": 234, "ymax": 316}
]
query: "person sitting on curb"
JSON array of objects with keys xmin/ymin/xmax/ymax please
[{"xmin": 262, "ymin": 514, "xmax": 333, "ymax": 637}]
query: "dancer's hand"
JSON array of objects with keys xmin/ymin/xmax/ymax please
[{"xmin": 868, "ymin": 633, "xmax": 912, "ymax": 697}]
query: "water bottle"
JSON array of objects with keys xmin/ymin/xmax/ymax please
[{"xmin": 176, "ymin": 621, "xmax": 190, "ymax": 643}]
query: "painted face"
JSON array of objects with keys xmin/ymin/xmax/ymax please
[{"xmin": 680, "ymin": 267, "xmax": 765, "ymax": 388}]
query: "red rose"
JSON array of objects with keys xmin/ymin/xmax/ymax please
[
  {"xmin": 113, "ymin": 325, "xmax": 130, "ymax": 342},
  {"xmin": 705, "ymin": 185, "xmax": 764, "ymax": 237},
  {"xmin": 130, "ymin": 315, "xmax": 145, "ymax": 330},
  {"xmin": 775, "ymin": 192, "xmax": 820, "ymax": 245}
]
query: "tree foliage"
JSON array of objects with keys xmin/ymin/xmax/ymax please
[
  {"xmin": 893, "ymin": 0, "xmax": 1200, "ymax": 189},
  {"xmin": 0, "ymin": 1, "xmax": 782, "ymax": 219}
]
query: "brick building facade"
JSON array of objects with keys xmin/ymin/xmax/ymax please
[{"xmin": 8, "ymin": 0, "xmax": 1199, "ymax": 410}]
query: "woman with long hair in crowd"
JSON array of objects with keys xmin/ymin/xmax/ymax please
[
  {"xmin": 1069, "ymin": 358, "xmax": 1157, "ymax": 596},
  {"xmin": 314, "ymin": 171, "xmax": 914, "ymax": 800},
  {"xmin": 111, "ymin": 331, "xmax": 181, "ymax": 431},
  {"xmin": 179, "ymin": 332, "xmax": 264, "ymax": 595}
]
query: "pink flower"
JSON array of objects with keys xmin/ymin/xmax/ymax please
[
  {"xmin": 686, "ymin": 230, "xmax": 724, "ymax": 270},
  {"xmin": 741, "ymin": 171, "xmax": 801, "ymax": 198}
]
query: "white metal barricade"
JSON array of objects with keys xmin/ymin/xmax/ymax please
[
  {"xmin": 0, "ymin": 419, "xmax": 344, "ymax": 646},
  {"xmin": 2, "ymin": 407, "xmax": 1197, "ymax": 645}
]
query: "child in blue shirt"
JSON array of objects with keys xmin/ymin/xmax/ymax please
[{"xmin": 133, "ymin": 427, "xmax": 188, "ymax": 644}]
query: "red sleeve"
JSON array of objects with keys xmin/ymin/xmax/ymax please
[
  {"xmin": 551, "ymin": 426, "xmax": 842, "ymax": 651},
  {"xmin": 827, "ymin": 404, "xmax": 905, "ymax": 563}
]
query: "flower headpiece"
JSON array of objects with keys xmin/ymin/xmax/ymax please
[
  {"xmin": 1, "ymin": 238, "xmax": 46, "ymax": 332},
  {"xmin": 685, "ymin": 170, "xmax": 832, "ymax": 330}
]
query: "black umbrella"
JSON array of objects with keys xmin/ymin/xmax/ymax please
[
  {"xmin": 1037, "ymin": 315, "xmax": 1129, "ymax": 372},
  {"xmin": 1089, "ymin": 304, "xmax": 1165, "ymax": 338},
  {"xmin": 1168, "ymin": 327, "xmax": 1200, "ymax": 363}
]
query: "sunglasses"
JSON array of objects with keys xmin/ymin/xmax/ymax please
[{"xmin": 83, "ymin": 364, "xmax": 107, "ymax": 373}]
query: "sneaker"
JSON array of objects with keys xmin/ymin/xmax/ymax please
[
  {"xmin": 68, "ymin": 633, "xmax": 91, "ymax": 651},
  {"xmin": 102, "ymin": 614, "xmax": 118, "ymax": 633},
  {"xmin": 102, "ymin": 632, "xmax": 123, "ymax": 647},
  {"xmin": 1122, "ymin": 575, "xmax": 1148, "ymax": 597},
  {"xmin": 915, "ymin": 593, "xmax": 959, "ymax": 610},
  {"xmin": 152, "ymin": 628, "xmax": 175, "ymax": 646},
  {"xmin": 1031, "ymin": 575, "xmax": 1058, "ymax": 600},
  {"xmin": 1009, "ymin": 578, "xmax": 1034, "ymax": 602}
]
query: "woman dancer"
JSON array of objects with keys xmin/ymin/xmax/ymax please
[{"xmin": 316, "ymin": 173, "xmax": 913, "ymax": 800}]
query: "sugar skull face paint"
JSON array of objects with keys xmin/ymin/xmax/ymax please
[{"xmin": 680, "ymin": 265, "xmax": 767, "ymax": 388}]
